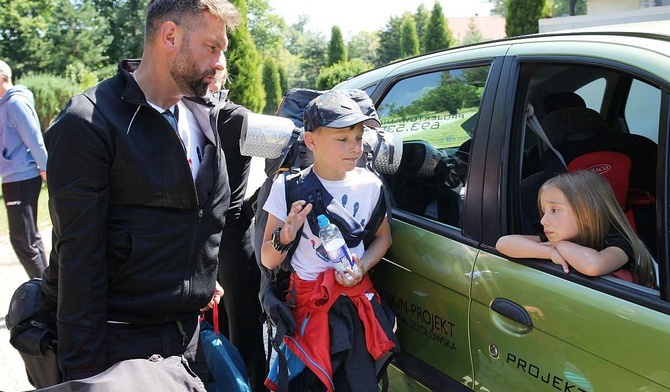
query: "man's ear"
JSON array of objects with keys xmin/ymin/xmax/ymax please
[{"xmin": 160, "ymin": 21, "xmax": 181, "ymax": 52}]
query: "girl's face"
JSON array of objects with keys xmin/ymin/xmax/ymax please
[
  {"xmin": 307, "ymin": 123, "xmax": 364, "ymax": 180},
  {"xmin": 539, "ymin": 185, "xmax": 580, "ymax": 243}
]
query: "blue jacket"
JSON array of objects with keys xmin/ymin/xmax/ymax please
[{"xmin": 0, "ymin": 85, "xmax": 47, "ymax": 183}]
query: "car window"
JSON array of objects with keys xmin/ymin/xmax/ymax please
[
  {"xmin": 624, "ymin": 79, "xmax": 661, "ymax": 143},
  {"xmin": 375, "ymin": 65, "xmax": 491, "ymax": 228},
  {"xmin": 516, "ymin": 62, "xmax": 661, "ymax": 289},
  {"xmin": 575, "ymin": 77, "xmax": 605, "ymax": 111}
]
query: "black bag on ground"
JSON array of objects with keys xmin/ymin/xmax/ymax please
[{"xmin": 5, "ymin": 277, "xmax": 62, "ymax": 388}]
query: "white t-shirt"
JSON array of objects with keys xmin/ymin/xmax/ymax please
[{"xmin": 263, "ymin": 167, "xmax": 383, "ymax": 281}]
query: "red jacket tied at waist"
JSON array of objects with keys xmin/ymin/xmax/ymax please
[{"xmin": 283, "ymin": 270, "xmax": 396, "ymax": 392}]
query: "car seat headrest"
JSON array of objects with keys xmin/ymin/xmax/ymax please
[
  {"xmin": 540, "ymin": 107, "xmax": 610, "ymax": 146},
  {"xmin": 543, "ymin": 92, "xmax": 586, "ymax": 116},
  {"xmin": 567, "ymin": 151, "xmax": 631, "ymax": 208}
]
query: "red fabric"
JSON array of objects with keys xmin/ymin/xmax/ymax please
[
  {"xmin": 283, "ymin": 270, "xmax": 396, "ymax": 392},
  {"xmin": 567, "ymin": 151, "xmax": 631, "ymax": 207},
  {"xmin": 568, "ymin": 151, "xmax": 636, "ymax": 230}
]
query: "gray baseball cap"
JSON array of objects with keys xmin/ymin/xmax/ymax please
[{"xmin": 303, "ymin": 90, "xmax": 380, "ymax": 132}]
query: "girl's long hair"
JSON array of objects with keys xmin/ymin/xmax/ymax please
[{"xmin": 539, "ymin": 170, "xmax": 656, "ymax": 288}]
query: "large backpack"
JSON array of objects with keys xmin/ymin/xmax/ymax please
[{"xmin": 240, "ymin": 88, "xmax": 402, "ymax": 391}]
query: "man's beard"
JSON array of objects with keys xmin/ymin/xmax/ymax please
[{"xmin": 170, "ymin": 45, "xmax": 213, "ymax": 97}]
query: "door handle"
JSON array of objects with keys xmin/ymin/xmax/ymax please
[{"xmin": 491, "ymin": 298, "xmax": 533, "ymax": 327}]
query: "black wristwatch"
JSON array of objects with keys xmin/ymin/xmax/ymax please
[{"xmin": 271, "ymin": 227, "xmax": 293, "ymax": 254}]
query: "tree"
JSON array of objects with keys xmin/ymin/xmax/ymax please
[
  {"xmin": 0, "ymin": 0, "xmax": 54, "ymax": 77},
  {"xmin": 347, "ymin": 31, "xmax": 379, "ymax": 65},
  {"xmin": 414, "ymin": 3, "xmax": 430, "ymax": 52},
  {"xmin": 506, "ymin": 0, "xmax": 545, "ymax": 37},
  {"xmin": 423, "ymin": 2, "xmax": 453, "ymax": 53},
  {"xmin": 262, "ymin": 57, "xmax": 282, "ymax": 114},
  {"xmin": 400, "ymin": 15, "xmax": 420, "ymax": 58},
  {"xmin": 228, "ymin": 0, "xmax": 265, "ymax": 112},
  {"xmin": 40, "ymin": 0, "xmax": 111, "ymax": 76},
  {"xmin": 327, "ymin": 26, "xmax": 347, "ymax": 66},
  {"xmin": 278, "ymin": 64, "xmax": 288, "ymax": 94},
  {"xmin": 292, "ymin": 31, "xmax": 327, "ymax": 88},
  {"xmin": 93, "ymin": 0, "xmax": 145, "ymax": 64},
  {"xmin": 376, "ymin": 16, "xmax": 403, "ymax": 66},
  {"xmin": 488, "ymin": 0, "xmax": 507, "ymax": 16},
  {"xmin": 460, "ymin": 17, "xmax": 485, "ymax": 46},
  {"xmin": 316, "ymin": 59, "xmax": 372, "ymax": 90},
  {"xmin": 247, "ymin": 0, "xmax": 286, "ymax": 54}
]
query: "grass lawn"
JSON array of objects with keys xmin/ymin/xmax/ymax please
[{"xmin": 0, "ymin": 182, "xmax": 51, "ymax": 237}]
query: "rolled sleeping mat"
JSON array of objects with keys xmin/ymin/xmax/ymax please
[
  {"xmin": 363, "ymin": 128, "xmax": 404, "ymax": 175},
  {"xmin": 240, "ymin": 112, "xmax": 298, "ymax": 159}
]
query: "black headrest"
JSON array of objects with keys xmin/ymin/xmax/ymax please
[
  {"xmin": 540, "ymin": 107, "xmax": 610, "ymax": 145},
  {"xmin": 543, "ymin": 92, "xmax": 586, "ymax": 116}
]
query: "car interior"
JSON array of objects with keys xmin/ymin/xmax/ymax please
[{"xmin": 517, "ymin": 63, "xmax": 660, "ymax": 284}]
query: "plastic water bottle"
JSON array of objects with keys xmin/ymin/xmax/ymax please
[{"xmin": 317, "ymin": 214, "xmax": 357, "ymax": 277}]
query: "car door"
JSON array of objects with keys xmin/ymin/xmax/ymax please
[
  {"xmin": 359, "ymin": 55, "xmax": 505, "ymax": 391},
  {"xmin": 469, "ymin": 40, "xmax": 670, "ymax": 391}
]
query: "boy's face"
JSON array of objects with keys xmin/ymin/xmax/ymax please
[{"xmin": 307, "ymin": 123, "xmax": 365, "ymax": 180}]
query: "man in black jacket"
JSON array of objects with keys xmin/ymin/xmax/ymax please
[{"xmin": 40, "ymin": 0, "xmax": 240, "ymax": 383}]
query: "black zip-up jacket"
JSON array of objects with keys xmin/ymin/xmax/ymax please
[{"xmin": 41, "ymin": 60, "xmax": 231, "ymax": 380}]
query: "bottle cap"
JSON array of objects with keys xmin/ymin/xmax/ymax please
[{"xmin": 317, "ymin": 214, "xmax": 329, "ymax": 228}]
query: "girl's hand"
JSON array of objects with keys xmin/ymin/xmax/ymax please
[
  {"xmin": 335, "ymin": 254, "xmax": 364, "ymax": 287},
  {"xmin": 549, "ymin": 246, "xmax": 570, "ymax": 273}
]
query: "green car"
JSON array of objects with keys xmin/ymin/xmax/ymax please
[{"xmin": 335, "ymin": 20, "xmax": 670, "ymax": 391}]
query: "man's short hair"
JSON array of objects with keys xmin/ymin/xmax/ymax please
[
  {"xmin": 145, "ymin": 0, "xmax": 240, "ymax": 40},
  {"xmin": 0, "ymin": 60, "xmax": 12, "ymax": 79}
]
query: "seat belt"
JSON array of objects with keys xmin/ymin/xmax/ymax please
[{"xmin": 525, "ymin": 103, "xmax": 567, "ymax": 170}]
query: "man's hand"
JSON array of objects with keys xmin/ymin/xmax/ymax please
[
  {"xmin": 200, "ymin": 281, "xmax": 224, "ymax": 311},
  {"xmin": 39, "ymin": 171, "xmax": 47, "ymax": 182}
]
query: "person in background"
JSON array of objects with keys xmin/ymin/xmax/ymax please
[
  {"xmin": 0, "ymin": 59, "xmax": 48, "ymax": 279},
  {"xmin": 207, "ymin": 58, "xmax": 266, "ymax": 391},
  {"xmin": 40, "ymin": 0, "xmax": 240, "ymax": 383},
  {"xmin": 496, "ymin": 170, "xmax": 657, "ymax": 288}
]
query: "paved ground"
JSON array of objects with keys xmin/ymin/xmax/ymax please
[{"xmin": 0, "ymin": 158, "xmax": 268, "ymax": 392}]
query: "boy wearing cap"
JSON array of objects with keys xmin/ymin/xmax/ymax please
[
  {"xmin": 261, "ymin": 90, "xmax": 398, "ymax": 391},
  {"xmin": 0, "ymin": 59, "xmax": 48, "ymax": 279}
]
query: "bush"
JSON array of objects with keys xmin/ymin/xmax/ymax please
[
  {"xmin": 316, "ymin": 59, "xmax": 373, "ymax": 90},
  {"xmin": 16, "ymin": 73, "xmax": 83, "ymax": 131}
]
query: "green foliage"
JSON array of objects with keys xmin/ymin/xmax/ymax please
[
  {"xmin": 262, "ymin": 58, "xmax": 282, "ymax": 114},
  {"xmin": 316, "ymin": 59, "xmax": 373, "ymax": 90},
  {"xmin": 423, "ymin": 2, "xmax": 453, "ymax": 52},
  {"xmin": 400, "ymin": 15, "xmax": 420, "ymax": 58},
  {"xmin": 40, "ymin": 0, "xmax": 112, "ymax": 75},
  {"xmin": 347, "ymin": 31, "xmax": 379, "ymax": 65},
  {"xmin": 376, "ymin": 16, "xmax": 403, "ymax": 66},
  {"xmin": 327, "ymin": 26, "xmax": 347, "ymax": 66},
  {"xmin": 460, "ymin": 18, "xmax": 485, "ymax": 46},
  {"xmin": 94, "ymin": 0, "xmax": 146, "ymax": 62},
  {"xmin": 16, "ymin": 73, "xmax": 82, "ymax": 131},
  {"xmin": 228, "ymin": 0, "xmax": 265, "ymax": 112},
  {"xmin": 291, "ymin": 31, "xmax": 327, "ymax": 88},
  {"xmin": 414, "ymin": 4, "xmax": 430, "ymax": 52},
  {"xmin": 506, "ymin": 0, "xmax": 545, "ymax": 36},
  {"xmin": 0, "ymin": 0, "xmax": 54, "ymax": 77},
  {"xmin": 248, "ymin": 0, "xmax": 286, "ymax": 54},
  {"xmin": 278, "ymin": 64, "xmax": 288, "ymax": 94}
]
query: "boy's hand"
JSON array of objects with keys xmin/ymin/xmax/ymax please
[
  {"xmin": 335, "ymin": 254, "xmax": 364, "ymax": 287},
  {"xmin": 282, "ymin": 200, "xmax": 312, "ymax": 243},
  {"xmin": 200, "ymin": 281, "xmax": 224, "ymax": 311}
]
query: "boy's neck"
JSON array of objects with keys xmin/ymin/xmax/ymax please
[{"xmin": 312, "ymin": 163, "xmax": 347, "ymax": 181}]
